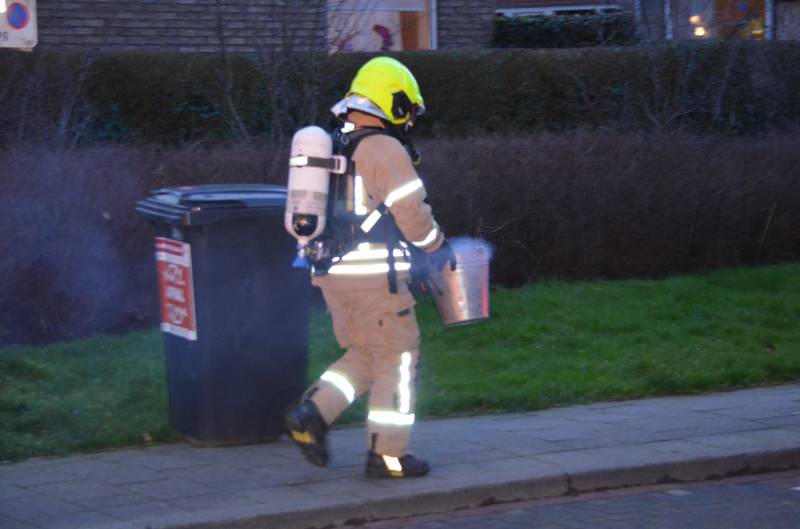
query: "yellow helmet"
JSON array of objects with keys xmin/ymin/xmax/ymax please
[{"xmin": 334, "ymin": 56, "xmax": 425, "ymax": 126}]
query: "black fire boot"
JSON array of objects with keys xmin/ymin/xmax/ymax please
[
  {"xmin": 366, "ymin": 451, "xmax": 430, "ymax": 478},
  {"xmin": 285, "ymin": 399, "xmax": 329, "ymax": 467}
]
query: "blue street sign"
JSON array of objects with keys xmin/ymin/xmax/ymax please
[{"xmin": 7, "ymin": 3, "xmax": 30, "ymax": 30}]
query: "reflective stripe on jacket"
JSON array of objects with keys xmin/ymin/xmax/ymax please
[{"xmin": 327, "ymin": 242, "xmax": 412, "ymax": 276}]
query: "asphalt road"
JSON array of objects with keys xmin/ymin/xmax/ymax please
[{"xmin": 364, "ymin": 471, "xmax": 800, "ymax": 529}]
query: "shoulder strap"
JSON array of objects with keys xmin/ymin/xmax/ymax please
[{"xmin": 335, "ymin": 126, "xmax": 389, "ymax": 160}]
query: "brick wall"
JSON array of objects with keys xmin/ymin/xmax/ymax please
[
  {"xmin": 36, "ymin": 0, "xmax": 327, "ymax": 53},
  {"xmin": 435, "ymin": 0, "xmax": 495, "ymax": 49}
]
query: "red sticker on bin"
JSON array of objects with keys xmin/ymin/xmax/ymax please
[{"xmin": 155, "ymin": 237, "xmax": 197, "ymax": 341}]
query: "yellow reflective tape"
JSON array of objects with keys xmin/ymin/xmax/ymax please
[
  {"xmin": 360, "ymin": 179, "xmax": 424, "ymax": 233},
  {"xmin": 398, "ymin": 352, "xmax": 412, "ymax": 414},
  {"xmin": 328, "ymin": 263, "xmax": 412, "ymax": 275},
  {"xmin": 412, "ymin": 227, "xmax": 439, "ymax": 249},
  {"xmin": 383, "ymin": 455, "xmax": 403, "ymax": 473},
  {"xmin": 367, "ymin": 410, "xmax": 415, "ymax": 426},
  {"xmin": 385, "ymin": 179, "xmax": 424, "ymax": 207},
  {"xmin": 321, "ymin": 371, "xmax": 355, "ymax": 403},
  {"xmin": 360, "ymin": 210, "xmax": 382, "ymax": 233},
  {"xmin": 354, "ymin": 175, "xmax": 368, "ymax": 216},
  {"xmin": 341, "ymin": 249, "xmax": 408, "ymax": 261}
]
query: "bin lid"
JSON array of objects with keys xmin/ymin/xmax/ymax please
[{"xmin": 135, "ymin": 184, "xmax": 287, "ymax": 226}]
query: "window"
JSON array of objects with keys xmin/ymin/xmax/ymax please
[
  {"xmin": 327, "ymin": 0, "xmax": 435, "ymax": 53},
  {"xmin": 714, "ymin": 0, "xmax": 766, "ymax": 39}
]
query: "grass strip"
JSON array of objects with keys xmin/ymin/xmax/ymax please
[{"xmin": 2, "ymin": 263, "xmax": 799, "ymax": 462}]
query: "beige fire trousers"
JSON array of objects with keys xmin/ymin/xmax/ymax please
[{"xmin": 307, "ymin": 281, "xmax": 421, "ymax": 457}]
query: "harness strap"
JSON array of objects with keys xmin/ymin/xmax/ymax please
[{"xmin": 385, "ymin": 220, "xmax": 399, "ymax": 294}]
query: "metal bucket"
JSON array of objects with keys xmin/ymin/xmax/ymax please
[{"xmin": 428, "ymin": 240, "xmax": 490, "ymax": 326}]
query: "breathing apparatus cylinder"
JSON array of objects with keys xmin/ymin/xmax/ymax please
[{"xmin": 285, "ymin": 126, "xmax": 333, "ymax": 268}]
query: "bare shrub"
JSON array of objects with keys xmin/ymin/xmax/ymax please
[
  {"xmin": 420, "ymin": 132, "xmax": 800, "ymax": 285},
  {"xmin": 2, "ymin": 132, "xmax": 798, "ymax": 344}
]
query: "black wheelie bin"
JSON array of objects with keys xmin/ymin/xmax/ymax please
[{"xmin": 135, "ymin": 184, "xmax": 309, "ymax": 446}]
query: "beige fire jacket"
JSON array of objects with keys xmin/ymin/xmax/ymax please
[{"xmin": 312, "ymin": 112, "xmax": 444, "ymax": 292}]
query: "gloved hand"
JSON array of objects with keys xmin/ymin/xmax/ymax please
[{"xmin": 428, "ymin": 239, "xmax": 457, "ymax": 272}]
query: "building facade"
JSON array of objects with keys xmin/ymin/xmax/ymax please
[
  {"xmin": 22, "ymin": 0, "xmax": 800, "ymax": 53},
  {"xmin": 33, "ymin": 0, "xmax": 494, "ymax": 53}
]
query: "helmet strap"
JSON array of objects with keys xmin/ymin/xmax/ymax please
[
  {"xmin": 403, "ymin": 134, "xmax": 422, "ymax": 166},
  {"xmin": 385, "ymin": 121, "xmax": 421, "ymax": 165}
]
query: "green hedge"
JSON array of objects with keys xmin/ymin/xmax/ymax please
[
  {"xmin": 493, "ymin": 13, "xmax": 637, "ymax": 49},
  {"xmin": 1, "ymin": 42, "xmax": 800, "ymax": 144}
]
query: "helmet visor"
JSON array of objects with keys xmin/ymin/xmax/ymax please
[{"xmin": 331, "ymin": 95, "xmax": 391, "ymax": 122}]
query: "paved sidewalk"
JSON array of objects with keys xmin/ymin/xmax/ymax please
[{"xmin": 1, "ymin": 384, "xmax": 799, "ymax": 529}]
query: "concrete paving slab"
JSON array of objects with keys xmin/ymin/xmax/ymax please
[
  {"xmin": 97, "ymin": 500, "xmax": 193, "ymax": 524},
  {"xmin": 645, "ymin": 424, "xmax": 773, "ymax": 439},
  {"xmin": 120, "ymin": 477, "xmax": 215, "ymax": 500},
  {"xmin": 35, "ymin": 510, "xmax": 120, "ymax": 529},
  {"xmin": 442, "ymin": 448, "xmax": 520, "ymax": 464},
  {"xmin": 710, "ymin": 405, "xmax": 800, "ymax": 421},
  {"xmin": 530, "ymin": 446, "xmax": 657, "ymax": 475},
  {"xmin": 0, "ymin": 495, "xmax": 84, "ymax": 523},
  {"xmin": 474, "ymin": 434, "xmax": 565, "ymax": 456},
  {"xmin": 692, "ymin": 428, "xmax": 800, "ymax": 451},
  {"xmin": 159, "ymin": 463, "xmax": 264, "ymax": 485},
  {"xmin": 295, "ymin": 475, "xmax": 378, "ymax": 497},
  {"xmin": 31, "ymin": 479, "xmax": 131, "ymax": 502},
  {"xmin": 39, "ymin": 459, "xmax": 121, "ymax": 480},
  {"xmin": 615, "ymin": 412, "xmax": 761, "ymax": 433},
  {"xmin": 70, "ymin": 492, "xmax": 156, "ymax": 511},
  {"xmin": 0, "ymin": 515, "xmax": 38, "ymax": 529},
  {"xmin": 755, "ymin": 413, "xmax": 800, "ymax": 428},
  {"xmin": 544, "ymin": 432, "xmax": 678, "ymax": 451},
  {"xmin": 233, "ymin": 485, "xmax": 345, "ymax": 515},
  {"xmin": 0, "ymin": 468, "xmax": 78, "ymax": 488},
  {"xmin": 639, "ymin": 439, "xmax": 732, "ymax": 458},
  {"xmin": 80, "ymin": 464, "xmax": 166, "ymax": 485},
  {"xmin": 0, "ymin": 483, "xmax": 35, "ymax": 502},
  {"xmin": 117, "ymin": 453, "xmax": 213, "ymax": 472},
  {"xmin": 169, "ymin": 491, "xmax": 266, "ymax": 512}
]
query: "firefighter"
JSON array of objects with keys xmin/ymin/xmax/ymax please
[{"xmin": 285, "ymin": 56, "xmax": 455, "ymax": 479}]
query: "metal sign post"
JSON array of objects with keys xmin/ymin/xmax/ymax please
[{"xmin": 1, "ymin": 0, "xmax": 37, "ymax": 51}]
